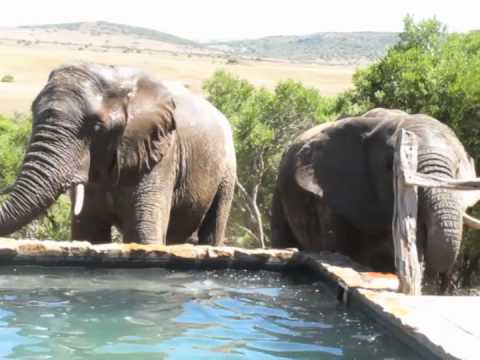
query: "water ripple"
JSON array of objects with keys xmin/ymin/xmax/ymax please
[{"xmin": 0, "ymin": 267, "xmax": 420, "ymax": 359}]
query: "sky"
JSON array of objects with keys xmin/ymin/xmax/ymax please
[{"xmin": 1, "ymin": 0, "xmax": 478, "ymax": 42}]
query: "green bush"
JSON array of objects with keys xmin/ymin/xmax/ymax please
[
  {"xmin": 1, "ymin": 74, "xmax": 14, "ymax": 83},
  {"xmin": 204, "ymin": 70, "xmax": 337, "ymax": 247},
  {"xmin": 342, "ymin": 17, "xmax": 480, "ymax": 158},
  {"xmin": 0, "ymin": 115, "xmax": 71, "ymax": 240},
  {"xmin": 0, "ymin": 115, "xmax": 31, "ymax": 189},
  {"xmin": 226, "ymin": 58, "xmax": 240, "ymax": 65}
]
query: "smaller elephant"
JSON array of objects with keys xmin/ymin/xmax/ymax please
[
  {"xmin": 272, "ymin": 108, "xmax": 480, "ymax": 290},
  {"xmin": 0, "ymin": 64, "xmax": 237, "ymax": 245}
]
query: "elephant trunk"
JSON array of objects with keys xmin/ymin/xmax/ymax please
[
  {"xmin": 418, "ymin": 151, "xmax": 463, "ymax": 274},
  {"xmin": 0, "ymin": 119, "xmax": 85, "ymax": 235}
]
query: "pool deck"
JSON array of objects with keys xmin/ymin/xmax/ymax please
[
  {"xmin": 301, "ymin": 252, "xmax": 480, "ymax": 360},
  {"xmin": 355, "ymin": 290, "xmax": 479, "ymax": 360},
  {"xmin": 0, "ymin": 238, "xmax": 478, "ymax": 359}
]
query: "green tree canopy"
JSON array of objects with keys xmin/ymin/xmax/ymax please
[
  {"xmin": 0, "ymin": 115, "xmax": 71, "ymax": 240},
  {"xmin": 204, "ymin": 70, "xmax": 336, "ymax": 246},
  {"xmin": 343, "ymin": 17, "xmax": 480, "ymax": 158}
]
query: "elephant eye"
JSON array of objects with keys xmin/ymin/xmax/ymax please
[{"xmin": 93, "ymin": 122, "xmax": 104, "ymax": 132}]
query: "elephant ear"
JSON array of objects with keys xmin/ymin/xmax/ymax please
[
  {"xmin": 117, "ymin": 76, "xmax": 176, "ymax": 175},
  {"xmin": 295, "ymin": 142, "xmax": 323, "ymax": 196}
]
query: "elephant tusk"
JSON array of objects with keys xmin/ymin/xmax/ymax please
[
  {"xmin": 73, "ymin": 183, "xmax": 85, "ymax": 216},
  {"xmin": 463, "ymin": 212, "xmax": 480, "ymax": 230}
]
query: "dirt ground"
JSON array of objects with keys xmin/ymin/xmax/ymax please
[{"xmin": 0, "ymin": 42, "xmax": 356, "ymax": 116}]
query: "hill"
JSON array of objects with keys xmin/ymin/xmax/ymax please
[
  {"xmin": 16, "ymin": 22, "xmax": 400, "ymax": 63},
  {"xmin": 210, "ymin": 32, "xmax": 399, "ymax": 63},
  {"xmin": 9, "ymin": 22, "xmax": 401, "ymax": 64},
  {"xmin": 20, "ymin": 21, "xmax": 198, "ymax": 47}
]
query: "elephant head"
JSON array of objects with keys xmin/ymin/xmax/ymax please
[
  {"xmin": 293, "ymin": 110, "xmax": 480, "ymax": 284},
  {"xmin": 0, "ymin": 64, "xmax": 176, "ymax": 235}
]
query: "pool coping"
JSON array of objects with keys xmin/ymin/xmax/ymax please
[{"xmin": 0, "ymin": 238, "xmax": 478, "ymax": 360}]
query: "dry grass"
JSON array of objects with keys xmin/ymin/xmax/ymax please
[{"xmin": 0, "ymin": 42, "xmax": 356, "ymax": 116}]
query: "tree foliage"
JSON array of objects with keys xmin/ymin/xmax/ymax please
[
  {"xmin": 0, "ymin": 74, "xmax": 15, "ymax": 83},
  {"xmin": 0, "ymin": 115, "xmax": 31, "ymax": 189},
  {"xmin": 204, "ymin": 70, "xmax": 336, "ymax": 247},
  {"xmin": 0, "ymin": 115, "xmax": 71, "ymax": 240},
  {"xmin": 342, "ymin": 17, "xmax": 480, "ymax": 158}
]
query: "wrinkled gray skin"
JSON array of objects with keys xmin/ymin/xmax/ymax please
[
  {"xmin": 0, "ymin": 64, "xmax": 236, "ymax": 245},
  {"xmin": 272, "ymin": 109, "xmax": 480, "ymax": 290}
]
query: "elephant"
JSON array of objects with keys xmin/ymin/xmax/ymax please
[
  {"xmin": 0, "ymin": 63, "xmax": 236, "ymax": 245},
  {"xmin": 271, "ymin": 108, "xmax": 480, "ymax": 291}
]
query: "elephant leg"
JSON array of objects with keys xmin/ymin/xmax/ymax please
[
  {"xmin": 331, "ymin": 214, "xmax": 375, "ymax": 268},
  {"xmin": 122, "ymin": 189, "xmax": 173, "ymax": 244},
  {"xmin": 271, "ymin": 187, "xmax": 298, "ymax": 249},
  {"xmin": 314, "ymin": 200, "xmax": 337, "ymax": 251},
  {"xmin": 198, "ymin": 178, "xmax": 235, "ymax": 246},
  {"xmin": 71, "ymin": 215, "xmax": 112, "ymax": 244},
  {"xmin": 70, "ymin": 184, "xmax": 112, "ymax": 244},
  {"xmin": 331, "ymin": 214, "xmax": 357, "ymax": 254},
  {"xmin": 122, "ymin": 161, "xmax": 176, "ymax": 244},
  {"xmin": 364, "ymin": 232, "xmax": 395, "ymax": 272},
  {"xmin": 439, "ymin": 273, "xmax": 452, "ymax": 295}
]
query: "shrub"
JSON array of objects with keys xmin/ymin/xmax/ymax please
[
  {"xmin": 1, "ymin": 75, "xmax": 14, "ymax": 83},
  {"xmin": 0, "ymin": 115, "xmax": 71, "ymax": 241},
  {"xmin": 203, "ymin": 70, "xmax": 337, "ymax": 247},
  {"xmin": 226, "ymin": 58, "xmax": 239, "ymax": 65}
]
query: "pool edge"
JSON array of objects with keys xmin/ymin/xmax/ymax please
[{"xmin": 0, "ymin": 238, "xmax": 478, "ymax": 360}]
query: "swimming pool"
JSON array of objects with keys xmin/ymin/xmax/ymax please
[{"xmin": 0, "ymin": 267, "xmax": 419, "ymax": 359}]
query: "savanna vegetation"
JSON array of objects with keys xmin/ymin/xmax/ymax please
[
  {"xmin": 0, "ymin": 17, "xmax": 479, "ymax": 283},
  {"xmin": 212, "ymin": 32, "xmax": 399, "ymax": 63},
  {"xmin": 0, "ymin": 115, "xmax": 71, "ymax": 240},
  {"xmin": 1, "ymin": 74, "xmax": 14, "ymax": 83},
  {"xmin": 203, "ymin": 71, "xmax": 337, "ymax": 247}
]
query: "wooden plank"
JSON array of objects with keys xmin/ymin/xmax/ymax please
[
  {"xmin": 405, "ymin": 172, "xmax": 480, "ymax": 190},
  {"xmin": 393, "ymin": 129, "xmax": 422, "ymax": 295},
  {"xmin": 298, "ymin": 252, "xmax": 399, "ymax": 293}
]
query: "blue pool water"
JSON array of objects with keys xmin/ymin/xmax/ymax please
[{"xmin": 0, "ymin": 267, "xmax": 420, "ymax": 359}]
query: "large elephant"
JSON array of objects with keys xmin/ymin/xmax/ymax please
[
  {"xmin": 272, "ymin": 108, "xmax": 480, "ymax": 289},
  {"xmin": 0, "ymin": 64, "xmax": 236, "ymax": 245}
]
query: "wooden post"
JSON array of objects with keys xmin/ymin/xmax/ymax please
[{"xmin": 393, "ymin": 129, "xmax": 423, "ymax": 295}]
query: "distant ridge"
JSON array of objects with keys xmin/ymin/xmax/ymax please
[
  {"xmin": 208, "ymin": 32, "xmax": 400, "ymax": 63},
  {"xmin": 17, "ymin": 22, "xmax": 401, "ymax": 63},
  {"xmin": 20, "ymin": 21, "xmax": 198, "ymax": 47}
]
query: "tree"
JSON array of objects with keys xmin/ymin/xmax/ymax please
[
  {"xmin": 345, "ymin": 17, "xmax": 480, "ymax": 154},
  {"xmin": 0, "ymin": 115, "xmax": 71, "ymax": 240},
  {"xmin": 0, "ymin": 74, "xmax": 14, "ymax": 83},
  {"xmin": 204, "ymin": 71, "xmax": 336, "ymax": 247},
  {"xmin": 347, "ymin": 18, "xmax": 444, "ymax": 115},
  {"xmin": 399, "ymin": 15, "xmax": 446, "ymax": 52},
  {"xmin": 0, "ymin": 115, "xmax": 31, "ymax": 190}
]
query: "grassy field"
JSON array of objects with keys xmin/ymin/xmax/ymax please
[{"xmin": 0, "ymin": 42, "xmax": 356, "ymax": 116}]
